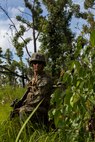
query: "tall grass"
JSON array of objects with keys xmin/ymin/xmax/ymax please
[
  {"xmin": 0, "ymin": 117, "xmax": 60, "ymax": 142},
  {"xmin": 0, "ymin": 85, "xmax": 26, "ymax": 122},
  {"xmin": 15, "ymin": 99, "xmax": 44, "ymax": 142},
  {"xmin": 0, "ymin": 86, "xmax": 60, "ymax": 142}
]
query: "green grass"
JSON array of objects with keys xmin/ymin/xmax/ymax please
[
  {"xmin": 0, "ymin": 104, "xmax": 11, "ymax": 122},
  {"xmin": 0, "ymin": 86, "xmax": 59, "ymax": 142},
  {"xmin": 0, "ymin": 85, "xmax": 26, "ymax": 122}
]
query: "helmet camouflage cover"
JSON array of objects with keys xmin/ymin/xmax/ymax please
[{"xmin": 29, "ymin": 53, "xmax": 46, "ymax": 65}]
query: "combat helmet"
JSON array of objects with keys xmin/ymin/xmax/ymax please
[{"xmin": 29, "ymin": 52, "xmax": 46, "ymax": 66}]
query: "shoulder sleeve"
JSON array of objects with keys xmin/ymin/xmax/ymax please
[{"xmin": 38, "ymin": 75, "xmax": 53, "ymax": 95}]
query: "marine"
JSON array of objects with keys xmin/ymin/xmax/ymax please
[{"xmin": 10, "ymin": 52, "xmax": 53, "ymax": 127}]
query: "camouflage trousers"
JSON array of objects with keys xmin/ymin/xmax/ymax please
[{"xmin": 18, "ymin": 105, "xmax": 49, "ymax": 127}]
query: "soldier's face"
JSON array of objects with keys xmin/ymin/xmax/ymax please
[{"xmin": 33, "ymin": 62, "xmax": 44, "ymax": 73}]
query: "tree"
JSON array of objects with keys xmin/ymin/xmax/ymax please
[
  {"xmin": 48, "ymin": 1, "xmax": 95, "ymax": 139},
  {"xmin": 84, "ymin": 0, "xmax": 95, "ymax": 9},
  {"xmin": 40, "ymin": 0, "xmax": 74, "ymax": 77},
  {"xmin": 0, "ymin": 47, "xmax": 28, "ymax": 87},
  {"xmin": 13, "ymin": 0, "xmax": 46, "ymax": 54},
  {"xmin": 0, "ymin": 0, "xmax": 94, "ymax": 85},
  {"xmin": 12, "ymin": 0, "xmax": 48, "ymax": 86}
]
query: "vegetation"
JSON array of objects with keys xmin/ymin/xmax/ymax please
[{"xmin": 0, "ymin": 0, "xmax": 95, "ymax": 141}]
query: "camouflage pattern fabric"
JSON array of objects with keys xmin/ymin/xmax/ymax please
[{"xmin": 18, "ymin": 72, "xmax": 53, "ymax": 124}]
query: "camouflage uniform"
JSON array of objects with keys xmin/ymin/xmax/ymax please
[
  {"xmin": 19, "ymin": 72, "xmax": 53, "ymax": 124},
  {"xmin": 17, "ymin": 53, "xmax": 53, "ymax": 126}
]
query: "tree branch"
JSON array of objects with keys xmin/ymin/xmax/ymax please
[
  {"xmin": 0, "ymin": 6, "xmax": 31, "ymax": 57},
  {"xmin": 0, "ymin": 65, "xmax": 28, "ymax": 79}
]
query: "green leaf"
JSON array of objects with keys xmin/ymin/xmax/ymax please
[
  {"xmin": 64, "ymin": 87, "xmax": 72, "ymax": 104},
  {"xmin": 54, "ymin": 110, "xmax": 64, "ymax": 128},
  {"xmin": 70, "ymin": 93, "xmax": 80, "ymax": 107},
  {"xmin": 90, "ymin": 30, "xmax": 95, "ymax": 47}
]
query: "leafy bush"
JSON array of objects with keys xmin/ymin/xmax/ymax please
[{"xmin": 49, "ymin": 31, "xmax": 95, "ymax": 141}]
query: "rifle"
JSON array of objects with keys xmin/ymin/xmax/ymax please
[{"xmin": 10, "ymin": 88, "xmax": 30, "ymax": 119}]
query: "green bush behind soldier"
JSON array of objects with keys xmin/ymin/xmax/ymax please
[{"xmin": 10, "ymin": 52, "xmax": 53, "ymax": 127}]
